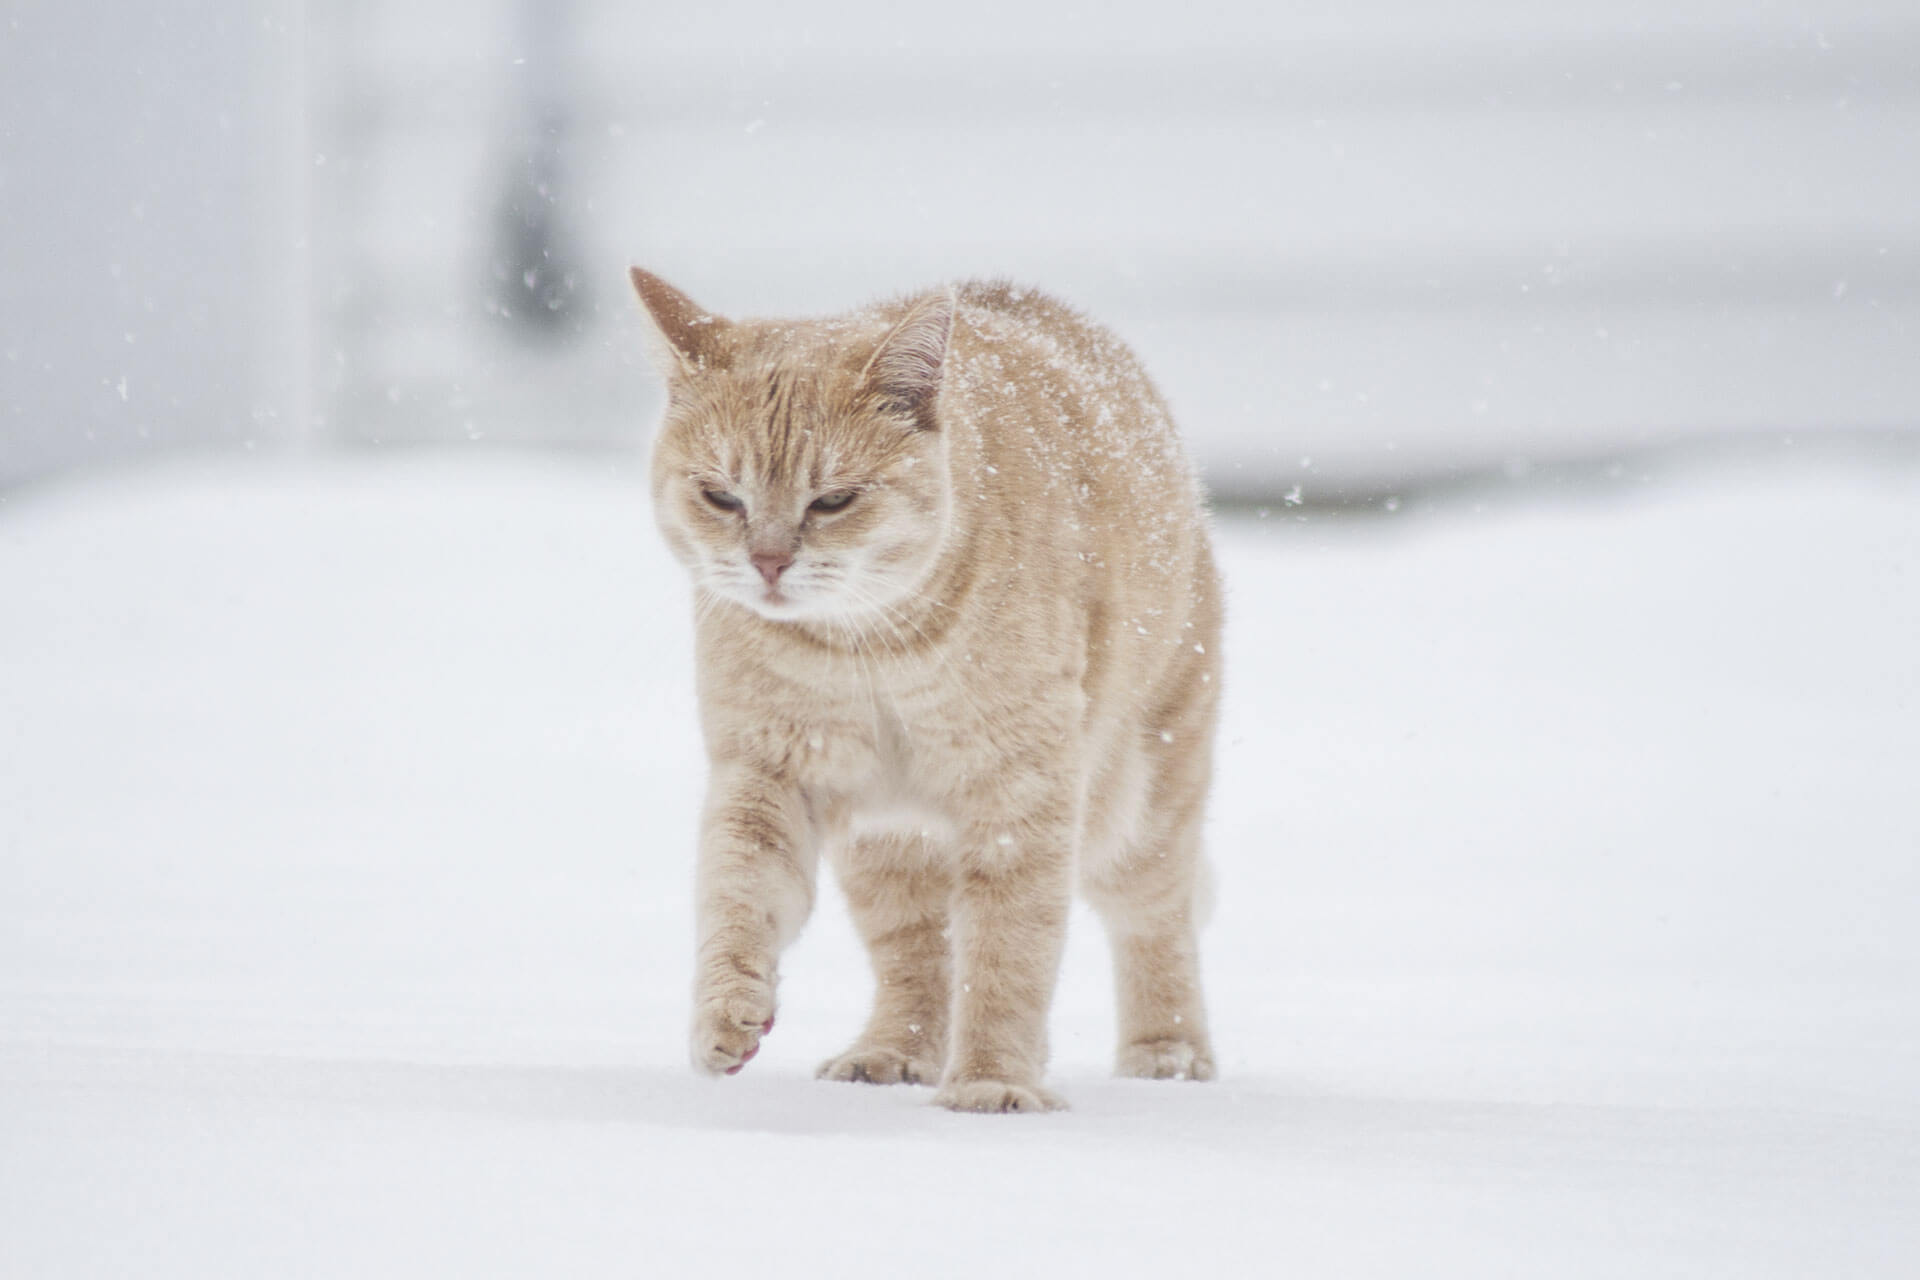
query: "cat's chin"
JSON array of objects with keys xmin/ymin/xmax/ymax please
[
  {"xmin": 727, "ymin": 591, "xmax": 911, "ymax": 630},
  {"xmin": 707, "ymin": 584, "xmax": 848, "ymax": 624},
  {"xmin": 746, "ymin": 595, "xmax": 814, "ymax": 622}
]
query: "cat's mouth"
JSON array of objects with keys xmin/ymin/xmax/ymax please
[
  {"xmin": 720, "ymin": 579, "xmax": 813, "ymax": 619},
  {"xmin": 703, "ymin": 569, "xmax": 845, "ymax": 621}
]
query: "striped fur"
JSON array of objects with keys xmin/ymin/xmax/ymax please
[{"xmin": 632, "ymin": 268, "xmax": 1222, "ymax": 1112}]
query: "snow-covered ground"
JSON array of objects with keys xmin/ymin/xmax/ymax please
[{"xmin": 2, "ymin": 453, "xmax": 1916, "ymax": 1276}]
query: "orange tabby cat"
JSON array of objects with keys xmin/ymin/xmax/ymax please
[{"xmin": 631, "ymin": 268, "xmax": 1222, "ymax": 1112}]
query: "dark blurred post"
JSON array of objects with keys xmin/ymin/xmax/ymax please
[{"xmin": 491, "ymin": 0, "xmax": 584, "ymax": 338}]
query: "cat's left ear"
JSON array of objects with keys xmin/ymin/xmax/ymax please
[
  {"xmin": 628, "ymin": 266, "xmax": 732, "ymax": 379},
  {"xmin": 861, "ymin": 288, "xmax": 955, "ymax": 427}
]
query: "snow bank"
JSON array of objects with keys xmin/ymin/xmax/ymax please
[{"xmin": 2, "ymin": 455, "xmax": 1916, "ymax": 1275}]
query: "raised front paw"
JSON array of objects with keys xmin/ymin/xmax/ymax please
[
  {"xmin": 691, "ymin": 967, "xmax": 777, "ymax": 1076},
  {"xmin": 817, "ymin": 1044, "xmax": 939, "ymax": 1086},
  {"xmin": 1115, "ymin": 1036, "xmax": 1216, "ymax": 1082},
  {"xmin": 933, "ymin": 1078, "xmax": 1067, "ymax": 1113}
]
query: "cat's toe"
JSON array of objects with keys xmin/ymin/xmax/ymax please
[
  {"xmin": 690, "ymin": 983, "xmax": 777, "ymax": 1077},
  {"xmin": 933, "ymin": 1079, "xmax": 1067, "ymax": 1114},
  {"xmin": 1115, "ymin": 1037, "xmax": 1215, "ymax": 1082},
  {"xmin": 816, "ymin": 1045, "xmax": 936, "ymax": 1086}
]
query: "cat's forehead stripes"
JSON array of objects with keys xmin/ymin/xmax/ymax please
[
  {"xmin": 690, "ymin": 330, "xmax": 903, "ymax": 491},
  {"xmin": 757, "ymin": 363, "xmax": 814, "ymax": 483}
]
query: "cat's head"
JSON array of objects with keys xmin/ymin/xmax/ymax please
[{"xmin": 630, "ymin": 268, "xmax": 955, "ymax": 624}]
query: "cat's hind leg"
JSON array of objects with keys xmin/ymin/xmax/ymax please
[
  {"xmin": 817, "ymin": 833, "xmax": 952, "ymax": 1086},
  {"xmin": 1082, "ymin": 742, "xmax": 1217, "ymax": 1082}
]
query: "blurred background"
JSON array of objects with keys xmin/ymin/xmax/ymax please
[
  {"xmin": 5, "ymin": 0, "xmax": 1917, "ymax": 502},
  {"xmin": 6, "ymin": 9, "xmax": 1920, "ymax": 1267}
]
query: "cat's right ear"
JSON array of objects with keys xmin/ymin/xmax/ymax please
[{"xmin": 628, "ymin": 267, "xmax": 732, "ymax": 379}]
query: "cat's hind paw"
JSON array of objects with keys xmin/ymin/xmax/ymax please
[
  {"xmin": 816, "ymin": 1045, "xmax": 938, "ymax": 1086},
  {"xmin": 1115, "ymin": 1037, "xmax": 1216, "ymax": 1081},
  {"xmin": 933, "ymin": 1079, "xmax": 1067, "ymax": 1114}
]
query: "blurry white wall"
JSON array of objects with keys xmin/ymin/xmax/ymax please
[
  {"xmin": 5, "ymin": 1, "xmax": 1918, "ymax": 499},
  {"xmin": 1, "ymin": 1, "xmax": 309, "ymax": 488}
]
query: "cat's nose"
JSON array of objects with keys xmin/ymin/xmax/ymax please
[{"xmin": 750, "ymin": 550, "xmax": 794, "ymax": 586}]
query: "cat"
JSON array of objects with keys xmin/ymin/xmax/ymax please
[{"xmin": 630, "ymin": 267, "xmax": 1223, "ymax": 1112}]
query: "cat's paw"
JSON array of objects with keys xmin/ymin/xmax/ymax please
[
  {"xmin": 933, "ymin": 1079, "xmax": 1067, "ymax": 1114},
  {"xmin": 816, "ymin": 1044, "xmax": 939, "ymax": 1086},
  {"xmin": 1115, "ymin": 1037, "xmax": 1216, "ymax": 1082},
  {"xmin": 690, "ymin": 975, "xmax": 777, "ymax": 1077}
]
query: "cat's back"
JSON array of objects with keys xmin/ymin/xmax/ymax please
[
  {"xmin": 929, "ymin": 281, "xmax": 1219, "ymax": 719},
  {"xmin": 941, "ymin": 281, "xmax": 1199, "ymax": 514},
  {"xmin": 934, "ymin": 282, "xmax": 1208, "ymax": 583}
]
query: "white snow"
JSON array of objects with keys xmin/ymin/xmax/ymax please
[{"xmin": 3, "ymin": 454, "xmax": 1917, "ymax": 1276}]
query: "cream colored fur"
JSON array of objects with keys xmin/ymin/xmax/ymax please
[{"xmin": 630, "ymin": 268, "xmax": 1223, "ymax": 1112}]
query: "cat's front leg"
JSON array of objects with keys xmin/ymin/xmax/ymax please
[
  {"xmin": 935, "ymin": 800, "xmax": 1075, "ymax": 1113},
  {"xmin": 690, "ymin": 762, "xmax": 818, "ymax": 1076}
]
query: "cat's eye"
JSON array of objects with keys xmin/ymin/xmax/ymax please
[
  {"xmin": 809, "ymin": 491, "xmax": 857, "ymax": 514},
  {"xmin": 701, "ymin": 489, "xmax": 744, "ymax": 513}
]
